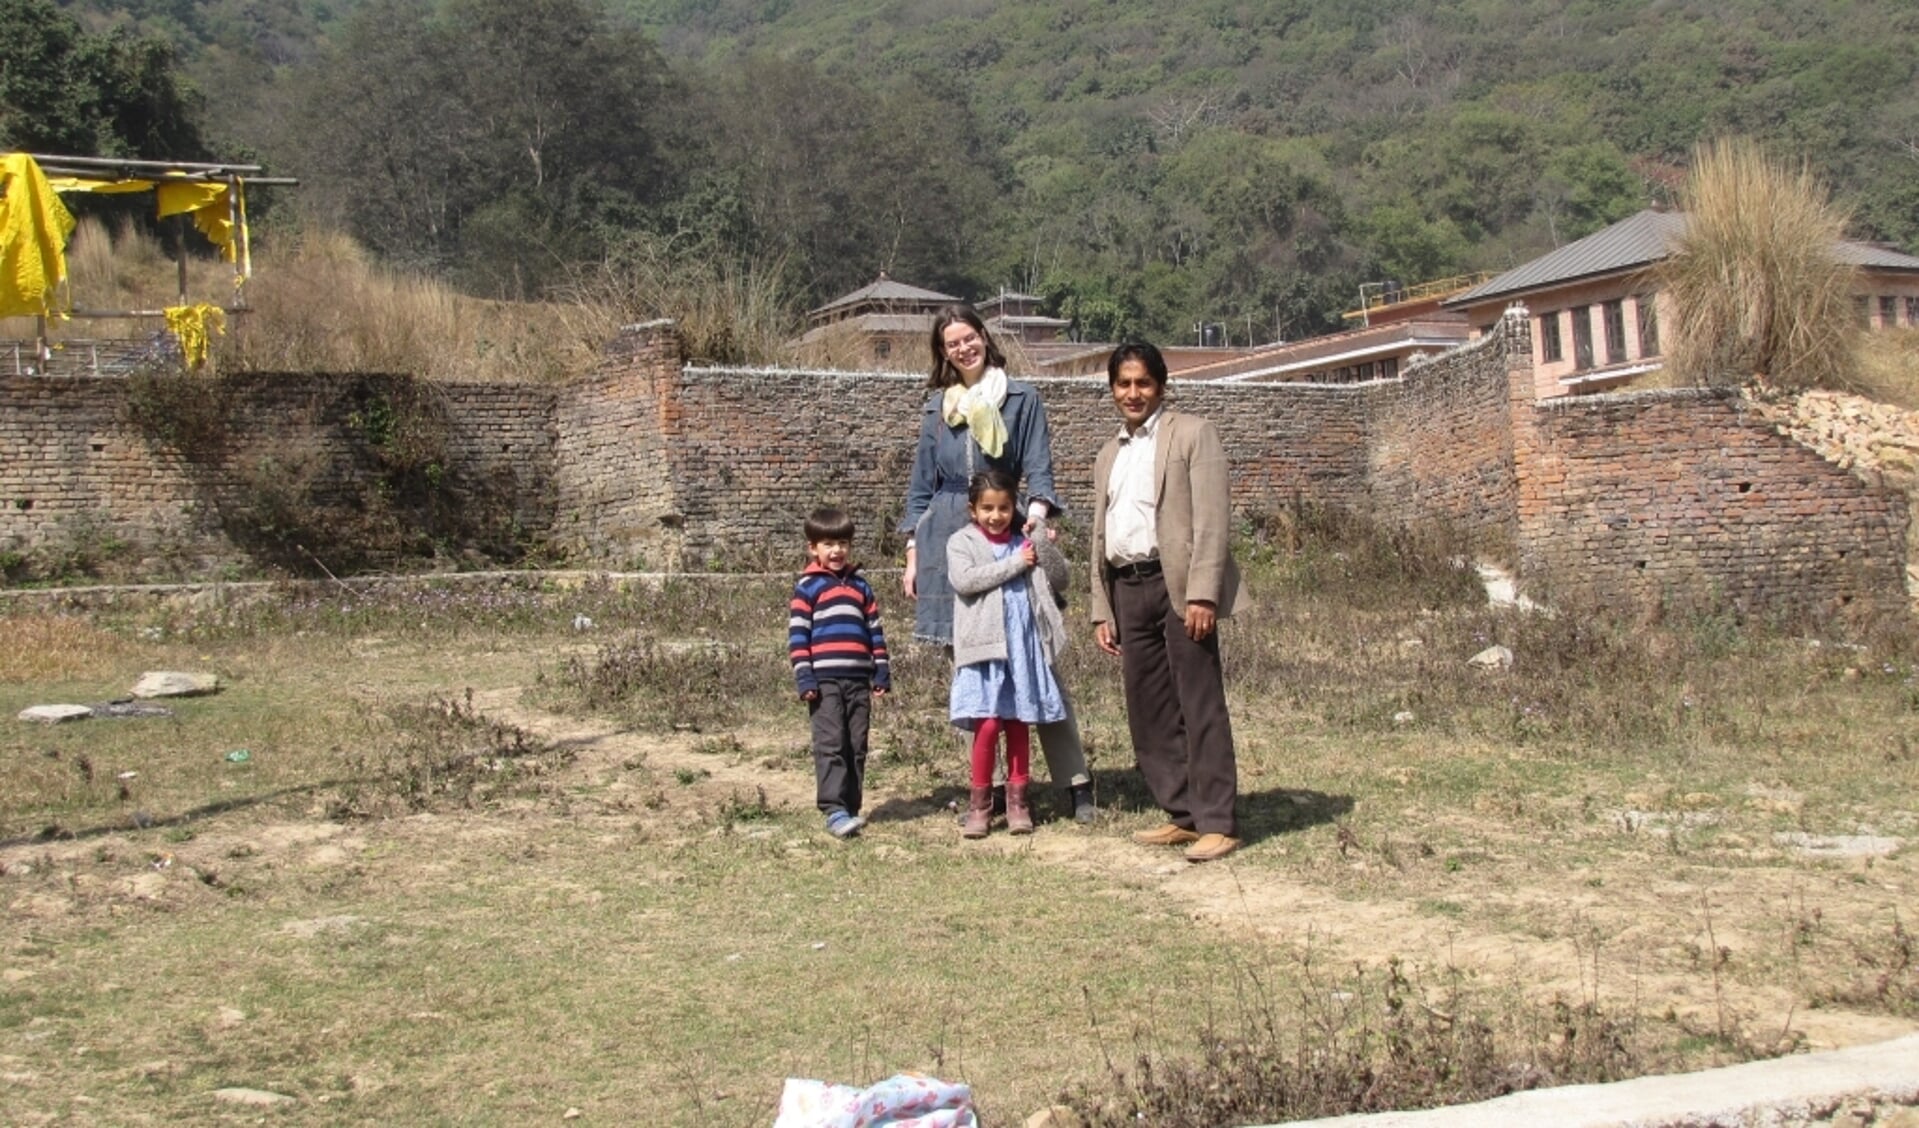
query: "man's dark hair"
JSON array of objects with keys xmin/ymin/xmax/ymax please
[
  {"xmin": 1106, "ymin": 340, "xmax": 1169, "ymax": 387},
  {"xmin": 804, "ymin": 507, "xmax": 856, "ymax": 543}
]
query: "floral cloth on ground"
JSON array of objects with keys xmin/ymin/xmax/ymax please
[{"xmin": 773, "ymin": 1073, "xmax": 978, "ymax": 1128}]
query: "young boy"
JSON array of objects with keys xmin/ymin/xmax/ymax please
[{"xmin": 788, "ymin": 507, "xmax": 891, "ymax": 838}]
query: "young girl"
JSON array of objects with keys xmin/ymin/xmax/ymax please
[{"xmin": 947, "ymin": 469, "xmax": 1070, "ymax": 838}]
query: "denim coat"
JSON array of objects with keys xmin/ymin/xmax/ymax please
[{"xmin": 900, "ymin": 379, "xmax": 1060, "ymax": 644}]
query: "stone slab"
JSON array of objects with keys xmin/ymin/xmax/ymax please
[
  {"xmin": 1265, "ymin": 1033, "xmax": 1919, "ymax": 1128},
  {"xmin": 18, "ymin": 704, "xmax": 92, "ymax": 724}
]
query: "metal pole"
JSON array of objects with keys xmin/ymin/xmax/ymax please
[{"xmin": 176, "ymin": 215, "xmax": 189, "ymax": 303}]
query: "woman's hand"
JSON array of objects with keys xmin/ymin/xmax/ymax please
[{"xmin": 902, "ymin": 544, "xmax": 918, "ymax": 599}]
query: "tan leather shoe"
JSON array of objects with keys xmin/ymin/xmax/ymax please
[
  {"xmin": 1183, "ymin": 833, "xmax": 1241, "ymax": 863},
  {"xmin": 1131, "ymin": 823, "xmax": 1201, "ymax": 847}
]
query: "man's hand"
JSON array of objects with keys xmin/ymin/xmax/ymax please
[
  {"xmin": 873, "ymin": 687, "xmax": 888, "ymax": 698},
  {"xmin": 1183, "ymin": 601, "xmax": 1216, "ymax": 641},
  {"xmin": 801, "ymin": 689, "xmax": 819, "ymax": 702},
  {"xmin": 1096, "ymin": 620, "xmax": 1121, "ymax": 657}
]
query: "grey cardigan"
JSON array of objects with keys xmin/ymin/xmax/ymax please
[{"xmin": 946, "ymin": 525, "xmax": 1070, "ymax": 669}]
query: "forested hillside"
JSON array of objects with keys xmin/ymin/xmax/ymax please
[{"xmin": 16, "ymin": 0, "xmax": 1919, "ymax": 344}]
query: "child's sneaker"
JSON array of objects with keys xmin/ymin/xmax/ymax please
[{"xmin": 826, "ymin": 812, "xmax": 866, "ymax": 839}]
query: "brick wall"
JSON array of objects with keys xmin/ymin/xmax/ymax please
[
  {"xmin": 660, "ymin": 362, "xmax": 1380, "ymax": 566},
  {"xmin": 0, "ymin": 371, "xmax": 555, "ymax": 574},
  {"xmin": 1367, "ymin": 328, "xmax": 1519, "ymax": 553},
  {"xmin": 0, "ymin": 375, "xmax": 209, "ymax": 566},
  {"xmin": 550, "ymin": 322, "xmax": 681, "ymax": 567},
  {"xmin": 0, "ymin": 318, "xmax": 1908, "ymax": 620},
  {"xmin": 1516, "ymin": 387, "xmax": 1909, "ymax": 618}
]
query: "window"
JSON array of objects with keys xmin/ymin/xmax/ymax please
[
  {"xmin": 1636, "ymin": 294, "xmax": 1660, "ymax": 357},
  {"xmin": 874, "ymin": 339, "xmax": 892, "ymax": 360},
  {"xmin": 1907, "ymin": 296, "xmax": 1919, "ymax": 325},
  {"xmin": 1856, "ymin": 296, "xmax": 1872, "ymax": 326},
  {"xmin": 1602, "ymin": 300, "xmax": 1627, "ymax": 364},
  {"xmin": 1880, "ymin": 295, "xmax": 1899, "ymax": 328},
  {"xmin": 1570, "ymin": 305, "xmax": 1594, "ymax": 370},
  {"xmin": 1379, "ymin": 357, "xmax": 1399, "ymax": 380},
  {"xmin": 1357, "ymin": 361, "xmax": 1376, "ymax": 381},
  {"xmin": 1539, "ymin": 311, "xmax": 1562, "ymax": 362}
]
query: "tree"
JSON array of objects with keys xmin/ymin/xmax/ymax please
[
  {"xmin": 0, "ymin": 0, "xmax": 207, "ymax": 159},
  {"xmin": 283, "ymin": 0, "xmax": 675, "ymax": 295},
  {"xmin": 687, "ymin": 57, "xmax": 1004, "ymax": 302}
]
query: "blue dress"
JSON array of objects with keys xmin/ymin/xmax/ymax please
[
  {"xmin": 949, "ymin": 537, "xmax": 1067, "ymax": 727},
  {"xmin": 900, "ymin": 380, "xmax": 1061, "ymax": 645}
]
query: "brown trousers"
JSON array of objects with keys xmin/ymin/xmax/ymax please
[{"xmin": 1114, "ymin": 570, "xmax": 1238, "ymax": 836}]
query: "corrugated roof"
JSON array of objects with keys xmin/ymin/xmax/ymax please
[
  {"xmin": 808, "ymin": 274, "xmax": 959, "ymax": 317},
  {"xmin": 1449, "ymin": 211, "xmax": 1687, "ymax": 306},
  {"xmin": 1449, "ymin": 210, "xmax": 1919, "ymax": 308},
  {"xmin": 1833, "ymin": 242, "xmax": 1919, "ymax": 270}
]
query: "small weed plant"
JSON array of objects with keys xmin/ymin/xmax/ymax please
[{"xmin": 327, "ymin": 690, "xmax": 570, "ymax": 818}]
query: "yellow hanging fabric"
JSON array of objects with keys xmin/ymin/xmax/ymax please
[
  {"xmin": 47, "ymin": 176, "xmax": 154, "ymax": 195},
  {"xmin": 164, "ymin": 302, "xmax": 226, "ymax": 369},
  {"xmin": 0, "ymin": 153, "xmax": 78, "ymax": 318},
  {"xmin": 156, "ymin": 181, "xmax": 237, "ymax": 262}
]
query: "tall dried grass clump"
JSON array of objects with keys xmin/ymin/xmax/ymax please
[
  {"xmin": 217, "ymin": 230, "xmax": 598, "ymax": 383},
  {"xmin": 552, "ymin": 233, "xmax": 798, "ymax": 365},
  {"xmin": 1660, "ymin": 137, "xmax": 1860, "ymax": 392}
]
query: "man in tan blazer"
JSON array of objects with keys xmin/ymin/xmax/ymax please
[{"xmin": 1091, "ymin": 341, "xmax": 1248, "ymax": 863}]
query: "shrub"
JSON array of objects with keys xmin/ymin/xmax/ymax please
[{"xmin": 1660, "ymin": 137, "xmax": 1860, "ymax": 393}]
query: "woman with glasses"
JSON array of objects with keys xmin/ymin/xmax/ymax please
[{"xmin": 900, "ymin": 304, "xmax": 1096, "ymax": 823}]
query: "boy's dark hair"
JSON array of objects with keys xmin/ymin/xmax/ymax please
[
  {"xmin": 967, "ymin": 468, "xmax": 1019, "ymax": 506},
  {"xmin": 804, "ymin": 507, "xmax": 856, "ymax": 543},
  {"xmin": 1107, "ymin": 339, "xmax": 1170, "ymax": 387}
]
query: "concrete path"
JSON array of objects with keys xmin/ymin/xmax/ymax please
[{"xmin": 1267, "ymin": 1033, "xmax": 1919, "ymax": 1127}]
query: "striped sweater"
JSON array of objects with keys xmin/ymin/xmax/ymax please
[{"xmin": 788, "ymin": 564, "xmax": 891, "ymax": 695}]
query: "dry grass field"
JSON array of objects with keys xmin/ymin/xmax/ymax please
[{"xmin": 2, "ymin": 524, "xmax": 1915, "ymax": 1125}]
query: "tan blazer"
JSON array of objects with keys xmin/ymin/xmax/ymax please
[{"xmin": 1090, "ymin": 410, "xmax": 1248, "ymax": 625}]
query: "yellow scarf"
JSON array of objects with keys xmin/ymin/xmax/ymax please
[{"xmin": 941, "ymin": 366, "xmax": 1009, "ymax": 458}]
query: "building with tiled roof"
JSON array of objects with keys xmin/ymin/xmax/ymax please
[
  {"xmin": 788, "ymin": 273, "xmax": 961, "ymax": 369},
  {"xmin": 1446, "ymin": 210, "xmax": 1919, "ymax": 398}
]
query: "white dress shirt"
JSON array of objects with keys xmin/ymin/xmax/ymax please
[{"xmin": 1105, "ymin": 408, "xmax": 1162, "ymax": 565}]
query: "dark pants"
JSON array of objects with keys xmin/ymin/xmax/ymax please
[
  {"xmin": 809, "ymin": 679, "xmax": 870, "ymax": 817},
  {"xmin": 1114, "ymin": 571, "xmax": 1238, "ymax": 836}
]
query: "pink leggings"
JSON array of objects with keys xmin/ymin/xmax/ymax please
[{"xmin": 970, "ymin": 718, "xmax": 1030, "ymax": 790}]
